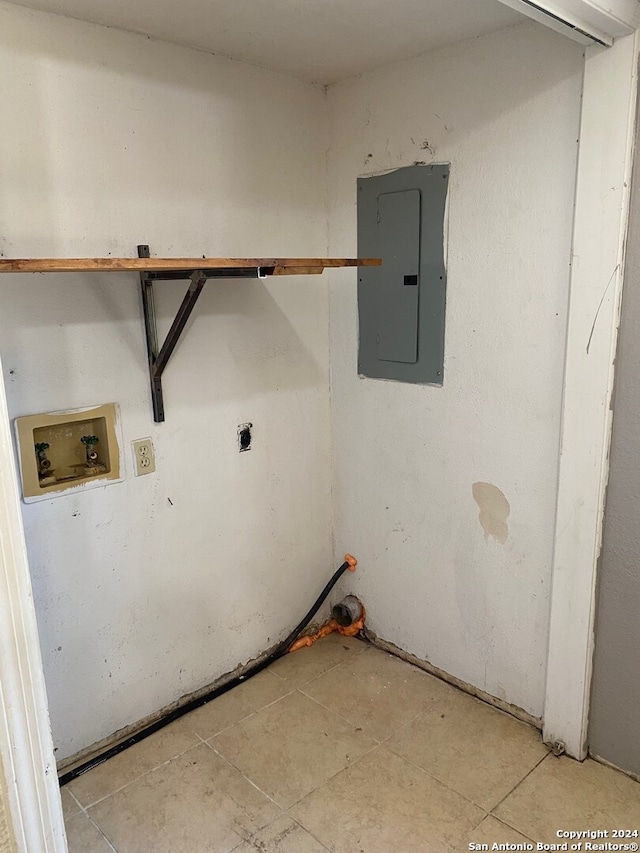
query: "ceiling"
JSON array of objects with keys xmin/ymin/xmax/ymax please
[{"xmin": 14, "ymin": 0, "xmax": 524, "ymax": 84}]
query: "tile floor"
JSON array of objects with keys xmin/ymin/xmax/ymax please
[{"xmin": 61, "ymin": 634, "xmax": 640, "ymax": 852}]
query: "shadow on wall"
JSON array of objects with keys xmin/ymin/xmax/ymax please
[
  {"xmin": 330, "ymin": 22, "xmax": 585, "ymax": 226},
  {"xmin": 154, "ymin": 275, "xmax": 327, "ymax": 399},
  {"xmin": 0, "ymin": 272, "xmax": 324, "ymax": 416},
  {"xmin": 0, "ymin": 4, "xmax": 324, "ymax": 259}
]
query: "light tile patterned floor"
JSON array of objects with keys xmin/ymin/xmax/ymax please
[{"xmin": 62, "ymin": 634, "xmax": 640, "ymax": 852}]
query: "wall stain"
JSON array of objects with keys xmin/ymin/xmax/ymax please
[{"xmin": 472, "ymin": 482, "xmax": 510, "ymax": 544}]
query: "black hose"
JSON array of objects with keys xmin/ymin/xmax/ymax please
[{"xmin": 59, "ymin": 557, "xmax": 355, "ymax": 786}]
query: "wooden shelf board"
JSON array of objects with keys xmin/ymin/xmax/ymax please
[{"xmin": 0, "ymin": 257, "xmax": 381, "ymax": 274}]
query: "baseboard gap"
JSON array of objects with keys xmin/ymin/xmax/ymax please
[
  {"xmin": 57, "ymin": 622, "xmax": 324, "ymax": 774},
  {"xmin": 363, "ymin": 628, "xmax": 542, "ymax": 731}
]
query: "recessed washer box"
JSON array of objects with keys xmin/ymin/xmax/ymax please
[{"xmin": 15, "ymin": 403, "xmax": 123, "ymax": 502}]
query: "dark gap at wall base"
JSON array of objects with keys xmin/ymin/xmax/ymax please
[
  {"xmin": 59, "ymin": 558, "xmax": 354, "ymax": 787},
  {"xmin": 588, "ymin": 750, "xmax": 640, "ymax": 784},
  {"xmin": 361, "ymin": 627, "xmax": 542, "ymax": 732}
]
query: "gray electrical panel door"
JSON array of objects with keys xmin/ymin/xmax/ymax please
[
  {"xmin": 358, "ymin": 164, "xmax": 449, "ymax": 384},
  {"xmin": 376, "ymin": 190, "xmax": 421, "ymax": 363}
]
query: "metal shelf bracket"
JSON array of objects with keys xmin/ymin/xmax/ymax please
[{"xmin": 137, "ymin": 244, "xmax": 271, "ymax": 423}]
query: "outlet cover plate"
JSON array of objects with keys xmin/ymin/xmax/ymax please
[{"xmin": 132, "ymin": 437, "xmax": 156, "ymax": 476}]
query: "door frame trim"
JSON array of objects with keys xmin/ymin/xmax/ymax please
[
  {"xmin": 543, "ymin": 31, "xmax": 640, "ymax": 759},
  {"xmin": 0, "ymin": 349, "xmax": 66, "ymax": 852}
]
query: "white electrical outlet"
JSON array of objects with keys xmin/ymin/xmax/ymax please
[{"xmin": 132, "ymin": 438, "xmax": 156, "ymax": 476}]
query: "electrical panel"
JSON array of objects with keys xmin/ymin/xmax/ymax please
[{"xmin": 357, "ymin": 164, "xmax": 449, "ymax": 384}]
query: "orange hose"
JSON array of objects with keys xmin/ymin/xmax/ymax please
[
  {"xmin": 344, "ymin": 554, "xmax": 357, "ymax": 571},
  {"xmin": 289, "ymin": 602, "xmax": 366, "ymax": 652}
]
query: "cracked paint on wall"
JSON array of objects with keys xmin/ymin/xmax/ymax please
[{"xmin": 472, "ymin": 482, "xmax": 510, "ymax": 544}]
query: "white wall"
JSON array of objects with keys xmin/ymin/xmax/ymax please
[
  {"xmin": 0, "ymin": 3, "xmax": 588, "ymax": 758},
  {"xmin": 0, "ymin": 2, "xmax": 330, "ymax": 761},
  {"xmin": 328, "ymin": 21, "xmax": 584, "ymax": 718}
]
